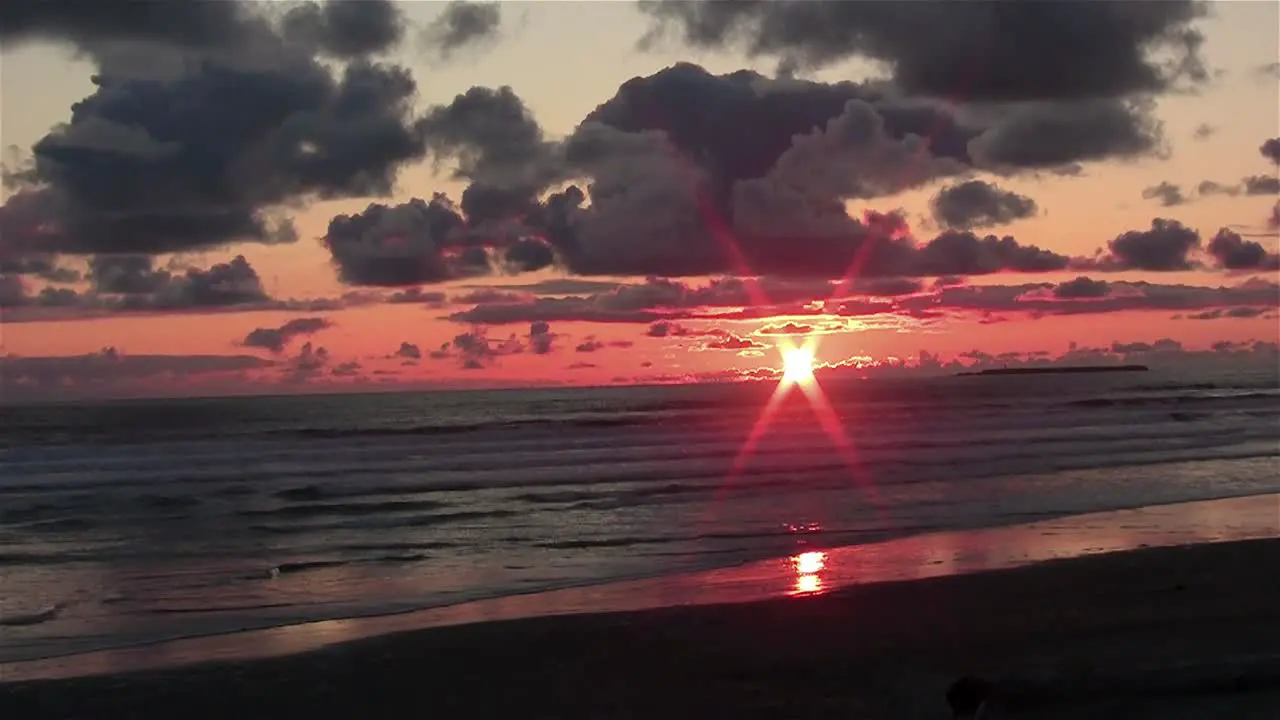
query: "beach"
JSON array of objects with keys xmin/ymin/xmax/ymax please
[{"xmin": 4, "ymin": 534, "xmax": 1280, "ymax": 719}]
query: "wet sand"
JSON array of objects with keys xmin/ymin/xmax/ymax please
[{"xmin": 4, "ymin": 534, "xmax": 1280, "ymax": 719}]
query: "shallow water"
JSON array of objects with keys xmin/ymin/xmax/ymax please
[{"xmin": 2, "ymin": 369, "xmax": 1278, "ymax": 663}]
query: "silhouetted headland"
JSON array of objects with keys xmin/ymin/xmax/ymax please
[{"xmin": 957, "ymin": 364, "xmax": 1149, "ymax": 377}]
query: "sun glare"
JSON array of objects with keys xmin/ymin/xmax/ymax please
[{"xmin": 781, "ymin": 346, "xmax": 815, "ymax": 385}]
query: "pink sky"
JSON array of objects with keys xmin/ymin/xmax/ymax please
[{"xmin": 1, "ymin": 1, "xmax": 1277, "ymax": 400}]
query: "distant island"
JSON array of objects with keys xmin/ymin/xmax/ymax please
[{"xmin": 957, "ymin": 365, "xmax": 1149, "ymax": 377}]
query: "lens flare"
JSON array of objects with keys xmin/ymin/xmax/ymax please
[{"xmin": 781, "ymin": 346, "xmax": 815, "ymax": 385}]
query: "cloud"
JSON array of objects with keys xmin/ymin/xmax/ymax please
[
  {"xmin": 331, "ymin": 360, "xmax": 362, "ymax": 378},
  {"xmin": 315, "ymin": 48, "xmax": 1187, "ymax": 286},
  {"xmin": 758, "ymin": 322, "xmax": 814, "ymax": 336},
  {"xmin": 1196, "ymin": 180, "xmax": 1240, "ymax": 198},
  {"xmin": 705, "ymin": 334, "xmax": 765, "ymax": 351},
  {"xmin": 1262, "ymin": 138, "xmax": 1280, "ymax": 166},
  {"xmin": 281, "ymin": 0, "xmax": 405, "ymax": 58},
  {"xmin": 1184, "ymin": 307, "xmax": 1271, "ymax": 320},
  {"xmin": 1242, "ymin": 175, "xmax": 1280, "ymax": 196},
  {"xmin": 0, "ymin": 1, "xmax": 430, "ymax": 264},
  {"xmin": 0, "ymin": 254, "xmax": 81, "ymax": 284},
  {"xmin": 385, "ymin": 287, "xmax": 448, "ymax": 306},
  {"xmin": 1051, "ymin": 276, "xmax": 1112, "ymax": 299},
  {"xmin": 283, "ymin": 341, "xmax": 331, "ymax": 382},
  {"xmin": 1085, "ymin": 218, "xmax": 1201, "ymax": 271},
  {"xmin": 242, "ymin": 317, "xmax": 332, "ymax": 353},
  {"xmin": 930, "ymin": 180, "xmax": 1038, "ymax": 229},
  {"xmin": 1141, "ymin": 181, "xmax": 1186, "ymax": 207},
  {"xmin": 1192, "ymin": 123, "xmax": 1216, "ymax": 140},
  {"xmin": 1, "ymin": 347, "xmax": 272, "ymax": 396},
  {"xmin": 1205, "ymin": 228, "xmax": 1280, "ymax": 271},
  {"xmin": 528, "ymin": 321, "xmax": 555, "ymax": 354},
  {"xmin": 638, "ymin": 2, "xmax": 1207, "ymax": 100},
  {"xmin": 420, "ymin": 1, "xmax": 502, "ymax": 61},
  {"xmin": 393, "ymin": 341, "xmax": 422, "ymax": 360},
  {"xmin": 323, "ymin": 195, "xmax": 483, "ymax": 286},
  {"xmin": 430, "ymin": 327, "xmax": 524, "ymax": 368}
]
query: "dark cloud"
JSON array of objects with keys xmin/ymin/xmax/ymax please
[
  {"xmin": 1192, "ymin": 123, "xmax": 1215, "ymax": 140},
  {"xmin": 0, "ymin": 1, "xmax": 430, "ymax": 264},
  {"xmin": 1196, "ymin": 180, "xmax": 1240, "ymax": 198},
  {"xmin": 331, "ymin": 360, "xmax": 362, "ymax": 377},
  {"xmin": 1205, "ymin": 228, "xmax": 1280, "ymax": 271},
  {"xmin": 242, "ymin": 317, "xmax": 333, "ymax": 353},
  {"xmin": 493, "ymin": 279, "xmax": 623, "ymax": 295},
  {"xmin": 283, "ymin": 341, "xmax": 331, "ymax": 382},
  {"xmin": 0, "ymin": 254, "xmax": 81, "ymax": 283},
  {"xmin": 434, "ymin": 328, "xmax": 524, "ymax": 369},
  {"xmin": 1087, "ymin": 218, "xmax": 1201, "ymax": 271},
  {"xmin": 528, "ymin": 321, "xmax": 555, "ymax": 354},
  {"xmin": 420, "ymin": 1, "xmax": 502, "ymax": 60},
  {"xmin": 0, "ymin": 2, "xmax": 247, "ymax": 49},
  {"xmin": 1242, "ymin": 175, "xmax": 1280, "ymax": 196},
  {"xmin": 0, "ymin": 347, "xmax": 271, "ymax": 396},
  {"xmin": 1184, "ymin": 307, "xmax": 1270, "ymax": 320},
  {"xmin": 1052, "ymin": 276, "xmax": 1112, "ymax": 299},
  {"xmin": 647, "ymin": 320, "xmax": 688, "ymax": 337},
  {"xmin": 322, "ymin": 195, "xmax": 481, "ymax": 286},
  {"xmin": 385, "ymin": 287, "xmax": 448, "ymax": 305},
  {"xmin": 638, "ymin": 1, "xmax": 1208, "ymax": 100},
  {"xmin": 319, "ymin": 53, "xmax": 1176, "ymax": 285},
  {"xmin": 901, "ymin": 278, "xmax": 1279, "ymax": 319},
  {"xmin": 281, "ymin": 0, "xmax": 405, "ymax": 58},
  {"xmin": 1141, "ymin": 181, "xmax": 1186, "ymax": 207},
  {"xmin": 1262, "ymin": 138, "xmax": 1280, "ymax": 166},
  {"xmin": 394, "ymin": 341, "xmax": 422, "ymax": 360},
  {"xmin": 930, "ymin": 180, "xmax": 1038, "ymax": 229},
  {"xmin": 83, "ymin": 254, "xmax": 272, "ymax": 309}
]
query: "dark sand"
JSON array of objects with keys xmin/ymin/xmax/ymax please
[{"xmin": 4, "ymin": 538, "xmax": 1280, "ymax": 719}]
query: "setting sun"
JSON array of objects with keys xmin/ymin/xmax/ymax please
[{"xmin": 781, "ymin": 346, "xmax": 816, "ymax": 384}]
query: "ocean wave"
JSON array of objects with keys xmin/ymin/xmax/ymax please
[
  {"xmin": 248, "ymin": 508, "xmax": 519, "ymax": 535},
  {"xmin": 0, "ymin": 603, "xmax": 66, "ymax": 628}
]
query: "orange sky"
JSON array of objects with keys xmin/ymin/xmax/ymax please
[{"xmin": 1, "ymin": 1, "xmax": 1277, "ymax": 400}]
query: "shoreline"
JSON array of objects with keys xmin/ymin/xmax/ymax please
[
  {"xmin": 2, "ymin": 492, "xmax": 1276, "ymax": 686},
  {"xmin": 3, "ymin": 537, "xmax": 1279, "ymax": 718}
]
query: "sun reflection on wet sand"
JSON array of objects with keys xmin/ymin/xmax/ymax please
[
  {"xmin": 5, "ymin": 493, "xmax": 1277, "ymax": 682},
  {"xmin": 789, "ymin": 550, "xmax": 828, "ymax": 596}
]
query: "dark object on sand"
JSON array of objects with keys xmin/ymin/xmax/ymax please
[
  {"xmin": 946, "ymin": 675, "xmax": 994, "ymax": 717},
  {"xmin": 956, "ymin": 365, "xmax": 1149, "ymax": 377}
]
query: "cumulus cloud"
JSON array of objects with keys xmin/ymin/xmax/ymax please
[
  {"xmin": 638, "ymin": 2, "xmax": 1208, "ymax": 99},
  {"xmin": 930, "ymin": 180, "xmax": 1038, "ymax": 229},
  {"xmin": 1085, "ymin": 219, "xmax": 1201, "ymax": 271},
  {"xmin": 314, "ymin": 39, "xmax": 1195, "ymax": 286},
  {"xmin": 242, "ymin": 317, "xmax": 332, "ymax": 353},
  {"xmin": 1262, "ymin": 138, "xmax": 1280, "ymax": 166},
  {"xmin": 283, "ymin": 341, "xmax": 331, "ymax": 382},
  {"xmin": 0, "ymin": 1, "xmax": 430, "ymax": 267},
  {"xmin": 430, "ymin": 327, "xmax": 524, "ymax": 368},
  {"xmin": 393, "ymin": 341, "xmax": 422, "ymax": 360},
  {"xmin": 420, "ymin": 1, "xmax": 502, "ymax": 61},
  {"xmin": 1205, "ymin": 228, "xmax": 1280, "ymax": 271}
]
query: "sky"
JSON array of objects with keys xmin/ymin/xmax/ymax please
[{"xmin": 1, "ymin": 0, "xmax": 1278, "ymax": 401}]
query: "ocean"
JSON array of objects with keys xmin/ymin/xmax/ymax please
[{"xmin": 2, "ymin": 368, "xmax": 1278, "ymax": 664}]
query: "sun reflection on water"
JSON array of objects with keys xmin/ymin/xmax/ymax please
[{"xmin": 789, "ymin": 550, "xmax": 829, "ymax": 596}]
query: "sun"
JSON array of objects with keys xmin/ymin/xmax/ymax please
[{"xmin": 781, "ymin": 346, "xmax": 815, "ymax": 385}]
